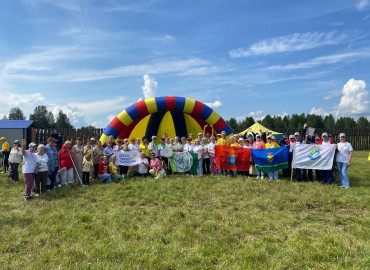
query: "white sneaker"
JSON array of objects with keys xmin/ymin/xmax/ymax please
[
  {"xmin": 82, "ymin": 184, "xmax": 86, "ymax": 188},
  {"xmin": 248, "ymin": 176, "xmax": 250, "ymax": 179},
  {"xmin": 261, "ymin": 176, "xmax": 264, "ymax": 179},
  {"xmin": 256, "ymin": 176, "xmax": 260, "ymax": 179}
]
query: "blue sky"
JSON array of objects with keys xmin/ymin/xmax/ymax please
[{"xmin": 0, "ymin": 0, "xmax": 369, "ymax": 127}]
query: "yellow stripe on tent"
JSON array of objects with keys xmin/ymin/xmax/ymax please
[
  {"xmin": 145, "ymin": 98, "xmax": 158, "ymax": 114},
  {"xmin": 184, "ymin": 114, "xmax": 202, "ymax": 137},
  {"xmin": 184, "ymin": 98, "xmax": 195, "ymax": 114},
  {"xmin": 99, "ymin": 134, "xmax": 109, "ymax": 145},
  {"xmin": 117, "ymin": 110, "xmax": 133, "ymax": 126},
  {"xmin": 129, "ymin": 114, "xmax": 151, "ymax": 141},
  {"xmin": 205, "ymin": 111, "xmax": 221, "ymax": 126},
  {"xmin": 157, "ymin": 111, "xmax": 177, "ymax": 139}
]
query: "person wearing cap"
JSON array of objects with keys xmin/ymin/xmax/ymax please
[
  {"xmin": 201, "ymin": 137, "xmax": 210, "ymax": 175},
  {"xmin": 58, "ymin": 143, "xmax": 75, "ymax": 186},
  {"xmin": 292, "ymin": 131, "xmax": 309, "ymax": 182},
  {"xmin": 318, "ymin": 132, "xmax": 335, "ymax": 184},
  {"xmin": 206, "ymin": 137, "xmax": 217, "ymax": 175},
  {"xmin": 252, "ymin": 134, "xmax": 265, "ymax": 179},
  {"xmin": 328, "ymin": 134, "xmax": 337, "ymax": 144},
  {"xmin": 217, "ymin": 131, "xmax": 229, "ymax": 146},
  {"xmin": 21, "ymin": 139, "xmax": 37, "ymax": 201},
  {"xmin": 265, "ymin": 135, "xmax": 280, "ymax": 180},
  {"xmin": 0, "ymin": 137, "xmax": 10, "ymax": 173},
  {"xmin": 279, "ymin": 133, "xmax": 289, "ymax": 147},
  {"xmin": 34, "ymin": 144, "xmax": 49, "ymax": 196},
  {"xmin": 197, "ymin": 132, "xmax": 203, "ymax": 142},
  {"xmin": 45, "ymin": 137, "xmax": 59, "ymax": 190},
  {"xmin": 9, "ymin": 140, "xmax": 22, "ymax": 182},
  {"xmin": 72, "ymin": 137, "xmax": 84, "ymax": 185},
  {"xmin": 336, "ymin": 133, "xmax": 353, "ymax": 188},
  {"xmin": 90, "ymin": 137, "xmax": 97, "ymax": 149},
  {"xmin": 188, "ymin": 133, "xmax": 194, "ymax": 143},
  {"xmin": 183, "ymin": 137, "xmax": 194, "ymax": 152},
  {"xmin": 192, "ymin": 139, "xmax": 204, "ymax": 175}
]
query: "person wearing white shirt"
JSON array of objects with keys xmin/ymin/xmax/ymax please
[
  {"xmin": 133, "ymin": 152, "xmax": 150, "ymax": 178},
  {"xmin": 129, "ymin": 138, "xmax": 139, "ymax": 152},
  {"xmin": 336, "ymin": 133, "xmax": 353, "ymax": 188},
  {"xmin": 192, "ymin": 139, "xmax": 204, "ymax": 175},
  {"xmin": 201, "ymin": 137, "xmax": 210, "ymax": 175},
  {"xmin": 148, "ymin": 136, "xmax": 159, "ymax": 157},
  {"xmin": 9, "ymin": 140, "xmax": 22, "ymax": 182},
  {"xmin": 34, "ymin": 144, "xmax": 49, "ymax": 196},
  {"xmin": 293, "ymin": 132, "xmax": 308, "ymax": 182},
  {"xmin": 173, "ymin": 137, "xmax": 183, "ymax": 152},
  {"xmin": 21, "ymin": 140, "xmax": 37, "ymax": 201},
  {"xmin": 207, "ymin": 137, "xmax": 217, "ymax": 175},
  {"xmin": 183, "ymin": 138, "xmax": 194, "ymax": 152}
]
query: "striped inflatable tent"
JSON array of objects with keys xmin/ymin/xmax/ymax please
[{"xmin": 100, "ymin": 96, "xmax": 233, "ymax": 143}]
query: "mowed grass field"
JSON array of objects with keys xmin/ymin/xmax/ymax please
[{"xmin": 0, "ymin": 151, "xmax": 369, "ymax": 269}]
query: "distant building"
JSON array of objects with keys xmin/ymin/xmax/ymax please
[{"xmin": 0, "ymin": 120, "xmax": 35, "ymax": 146}]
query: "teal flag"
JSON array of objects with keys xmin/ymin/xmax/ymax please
[
  {"xmin": 251, "ymin": 146, "xmax": 289, "ymax": 172},
  {"xmin": 169, "ymin": 152, "xmax": 198, "ymax": 174}
]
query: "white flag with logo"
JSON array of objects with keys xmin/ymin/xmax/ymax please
[{"xmin": 293, "ymin": 144, "xmax": 336, "ymax": 170}]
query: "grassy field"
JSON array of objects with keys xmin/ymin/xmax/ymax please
[{"xmin": 0, "ymin": 151, "xmax": 369, "ymax": 269}]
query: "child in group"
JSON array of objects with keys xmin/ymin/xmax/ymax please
[
  {"xmin": 98, "ymin": 156, "xmax": 112, "ymax": 183},
  {"xmin": 81, "ymin": 154, "xmax": 94, "ymax": 187}
]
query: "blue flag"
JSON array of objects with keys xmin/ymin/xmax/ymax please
[{"xmin": 252, "ymin": 146, "xmax": 289, "ymax": 172}]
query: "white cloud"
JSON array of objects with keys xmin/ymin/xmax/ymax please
[
  {"xmin": 309, "ymin": 107, "xmax": 330, "ymax": 116},
  {"xmin": 267, "ymin": 48, "xmax": 370, "ymax": 70},
  {"xmin": 204, "ymin": 100, "xmax": 222, "ymax": 109},
  {"xmin": 107, "ymin": 114, "xmax": 116, "ymax": 122},
  {"xmin": 142, "ymin": 74, "xmax": 158, "ymax": 99},
  {"xmin": 229, "ymin": 31, "xmax": 347, "ymax": 58},
  {"xmin": 324, "ymin": 91, "xmax": 341, "ymax": 100},
  {"xmin": 356, "ymin": 0, "xmax": 370, "ymax": 10},
  {"xmin": 1, "ymin": 92, "xmax": 45, "ymax": 107},
  {"xmin": 336, "ymin": 78, "xmax": 369, "ymax": 117}
]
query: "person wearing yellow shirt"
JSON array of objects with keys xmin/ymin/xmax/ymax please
[
  {"xmin": 139, "ymin": 136, "xmax": 151, "ymax": 159},
  {"xmin": 229, "ymin": 137, "xmax": 239, "ymax": 147},
  {"xmin": 0, "ymin": 137, "xmax": 11, "ymax": 173},
  {"xmin": 217, "ymin": 131, "xmax": 229, "ymax": 146},
  {"xmin": 265, "ymin": 135, "xmax": 280, "ymax": 180}
]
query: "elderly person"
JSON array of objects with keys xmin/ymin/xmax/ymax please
[
  {"xmin": 0, "ymin": 136, "xmax": 11, "ymax": 172},
  {"xmin": 21, "ymin": 139, "xmax": 37, "ymax": 201},
  {"xmin": 58, "ymin": 143, "xmax": 75, "ymax": 186},
  {"xmin": 201, "ymin": 137, "xmax": 210, "ymax": 175},
  {"xmin": 9, "ymin": 140, "xmax": 22, "ymax": 182},
  {"xmin": 72, "ymin": 137, "xmax": 84, "ymax": 185},
  {"xmin": 45, "ymin": 137, "xmax": 59, "ymax": 190},
  {"xmin": 265, "ymin": 135, "xmax": 280, "ymax": 181},
  {"xmin": 149, "ymin": 152, "xmax": 166, "ymax": 178},
  {"xmin": 192, "ymin": 139, "xmax": 204, "ymax": 175},
  {"xmin": 34, "ymin": 144, "xmax": 49, "ymax": 196},
  {"xmin": 252, "ymin": 134, "xmax": 265, "ymax": 179},
  {"xmin": 92, "ymin": 140, "xmax": 103, "ymax": 180},
  {"xmin": 206, "ymin": 137, "xmax": 217, "ymax": 175},
  {"xmin": 139, "ymin": 136, "xmax": 150, "ymax": 159},
  {"xmin": 336, "ymin": 133, "xmax": 353, "ymax": 188},
  {"xmin": 318, "ymin": 132, "xmax": 335, "ymax": 184},
  {"xmin": 133, "ymin": 151, "xmax": 150, "ymax": 178},
  {"xmin": 149, "ymin": 136, "xmax": 159, "ymax": 157}
]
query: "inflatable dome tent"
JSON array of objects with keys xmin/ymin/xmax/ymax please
[{"xmin": 100, "ymin": 96, "xmax": 233, "ymax": 143}]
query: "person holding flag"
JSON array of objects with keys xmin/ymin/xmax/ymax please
[
  {"xmin": 265, "ymin": 135, "xmax": 280, "ymax": 180},
  {"xmin": 252, "ymin": 134, "xmax": 265, "ymax": 179},
  {"xmin": 318, "ymin": 132, "xmax": 335, "ymax": 184}
]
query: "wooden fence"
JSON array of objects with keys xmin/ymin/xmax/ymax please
[{"xmin": 34, "ymin": 127, "xmax": 370, "ymax": 150}]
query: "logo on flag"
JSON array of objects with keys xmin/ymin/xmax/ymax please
[
  {"xmin": 308, "ymin": 146, "xmax": 321, "ymax": 160},
  {"xmin": 227, "ymin": 155, "xmax": 237, "ymax": 166},
  {"xmin": 173, "ymin": 152, "xmax": 193, "ymax": 172},
  {"xmin": 267, "ymin": 152, "xmax": 274, "ymax": 163}
]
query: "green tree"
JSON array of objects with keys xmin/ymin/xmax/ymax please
[
  {"xmin": 8, "ymin": 107, "xmax": 26, "ymax": 120},
  {"xmin": 226, "ymin": 118, "xmax": 239, "ymax": 133},
  {"xmin": 2, "ymin": 115, "xmax": 8, "ymax": 120},
  {"xmin": 306, "ymin": 114, "xmax": 324, "ymax": 128},
  {"xmin": 261, "ymin": 115, "xmax": 274, "ymax": 129},
  {"xmin": 272, "ymin": 116, "xmax": 283, "ymax": 129},
  {"xmin": 357, "ymin": 116, "xmax": 369, "ymax": 128},
  {"xmin": 336, "ymin": 117, "xmax": 357, "ymax": 129},
  {"xmin": 239, "ymin": 116, "xmax": 255, "ymax": 131},
  {"xmin": 55, "ymin": 110, "xmax": 74, "ymax": 129},
  {"xmin": 282, "ymin": 115, "xmax": 290, "ymax": 129},
  {"xmin": 323, "ymin": 114, "xmax": 335, "ymax": 128},
  {"xmin": 29, "ymin": 105, "xmax": 55, "ymax": 128}
]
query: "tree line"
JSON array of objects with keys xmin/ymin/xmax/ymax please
[
  {"xmin": 226, "ymin": 114, "xmax": 370, "ymax": 133},
  {"xmin": 2, "ymin": 106, "xmax": 369, "ymax": 131}
]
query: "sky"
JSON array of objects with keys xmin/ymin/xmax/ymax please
[{"xmin": 0, "ymin": 0, "xmax": 369, "ymax": 128}]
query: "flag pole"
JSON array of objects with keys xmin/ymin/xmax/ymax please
[{"xmin": 290, "ymin": 162, "xmax": 293, "ymax": 182}]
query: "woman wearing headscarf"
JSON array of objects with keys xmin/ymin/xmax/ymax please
[{"xmin": 9, "ymin": 140, "xmax": 22, "ymax": 182}]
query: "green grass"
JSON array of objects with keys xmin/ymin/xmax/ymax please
[{"xmin": 0, "ymin": 151, "xmax": 369, "ymax": 269}]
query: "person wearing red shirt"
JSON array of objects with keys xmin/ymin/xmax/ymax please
[
  {"xmin": 98, "ymin": 156, "xmax": 112, "ymax": 183},
  {"xmin": 58, "ymin": 143, "xmax": 75, "ymax": 186}
]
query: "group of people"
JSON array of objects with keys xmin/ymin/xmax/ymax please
[{"xmin": 0, "ymin": 123, "xmax": 354, "ymax": 201}]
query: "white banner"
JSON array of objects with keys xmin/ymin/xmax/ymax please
[
  {"xmin": 293, "ymin": 144, "xmax": 336, "ymax": 170},
  {"xmin": 114, "ymin": 151, "xmax": 141, "ymax": 166}
]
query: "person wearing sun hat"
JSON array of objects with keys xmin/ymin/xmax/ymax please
[
  {"xmin": 252, "ymin": 134, "xmax": 265, "ymax": 179},
  {"xmin": 335, "ymin": 133, "xmax": 353, "ymax": 188},
  {"xmin": 318, "ymin": 132, "xmax": 335, "ymax": 184},
  {"xmin": 217, "ymin": 131, "xmax": 229, "ymax": 146},
  {"xmin": 21, "ymin": 139, "xmax": 37, "ymax": 201},
  {"xmin": 0, "ymin": 136, "xmax": 11, "ymax": 173}
]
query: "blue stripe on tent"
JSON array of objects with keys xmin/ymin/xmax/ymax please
[
  {"xmin": 155, "ymin": 97, "xmax": 167, "ymax": 112},
  {"xmin": 175, "ymin": 97, "xmax": 186, "ymax": 112},
  {"xmin": 145, "ymin": 111, "xmax": 166, "ymax": 141},
  {"xmin": 199, "ymin": 105, "xmax": 213, "ymax": 120},
  {"xmin": 171, "ymin": 111, "xmax": 187, "ymax": 139},
  {"xmin": 219, "ymin": 125, "xmax": 232, "ymax": 136},
  {"xmin": 103, "ymin": 125, "xmax": 120, "ymax": 138},
  {"xmin": 125, "ymin": 104, "xmax": 141, "ymax": 121}
]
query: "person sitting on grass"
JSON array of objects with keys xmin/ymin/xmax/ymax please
[
  {"xmin": 133, "ymin": 151, "xmax": 150, "ymax": 178},
  {"xmin": 110, "ymin": 155, "xmax": 124, "ymax": 181},
  {"xmin": 98, "ymin": 156, "xmax": 112, "ymax": 183},
  {"xmin": 81, "ymin": 154, "xmax": 94, "ymax": 187},
  {"xmin": 149, "ymin": 152, "xmax": 166, "ymax": 179},
  {"xmin": 21, "ymin": 139, "xmax": 37, "ymax": 202}
]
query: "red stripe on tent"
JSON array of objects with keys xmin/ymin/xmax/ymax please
[
  {"xmin": 191, "ymin": 101, "xmax": 204, "ymax": 116},
  {"xmin": 190, "ymin": 114, "xmax": 208, "ymax": 131},
  {"xmin": 117, "ymin": 116, "xmax": 145, "ymax": 139},
  {"xmin": 213, "ymin": 118, "xmax": 227, "ymax": 132},
  {"xmin": 135, "ymin": 100, "xmax": 149, "ymax": 116},
  {"xmin": 110, "ymin": 117, "xmax": 126, "ymax": 132},
  {"xmin": 165, "ymin": 96, "xmax": 176, "ymax": 111}
]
